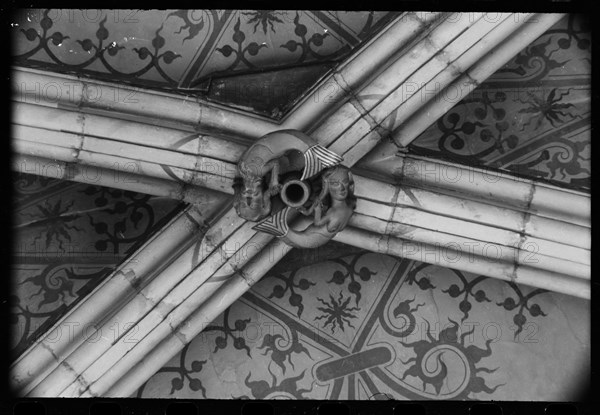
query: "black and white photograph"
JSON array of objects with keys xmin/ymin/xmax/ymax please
[{"xmin": 5, "ymin": 8, "xmax": 591, "ymax": 405}]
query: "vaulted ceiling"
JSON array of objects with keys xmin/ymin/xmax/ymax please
[
  {"xmin": 10, "ymin": 10, "xmax": 590, "ymax": 400},
  {"xmin": 12, "ymin": 9, "xmax": 397, "ymax": 118},
  {"xmin": 407, "ymin": 14, "xmax": 590, "ymax": 190},
  {"xmin": 12, "ymin": 10, "xmax": 590, "ymax": 189}
]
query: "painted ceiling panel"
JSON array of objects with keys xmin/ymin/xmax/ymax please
[
  {"xmin": 11, "ymin": 173, "xmax": 185, "ymax": 358},
  {"xmin": 136, "ymin": 251, "xmax": 589, "ymax": 400},
  {"xmin": 12, "ymin": 9, "xmax": 196, "ymax": 86},
  {"xmin": 9, "ymin": 11, "xmax": 590, "ymax": 400},
  {"xmin": 11, "ymin": 9, "xmax": 398, "ymax": 118},
  {"xmin": 207, "ymin": 63, "xmax": 334, "ymax": 117},
  {"xmin": 409, "ymin": 15, "xmax": 590, "ymax": 191}
]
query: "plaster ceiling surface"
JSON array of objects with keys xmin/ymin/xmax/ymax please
[
  {"xmin": 9, "ymin": 11, "xmax": 590, "ymax": 400},
  {"xmin": 11, "ymin": 173, "xmax": 186, "ymax": 357},
  {"xmin": 136, "ymin": 252, "xmax": 589, "ymax": 400},
  {"xmin": 406, "ymin": 15, "xmax": 590, "ymax": 191},
  {"xmin": 7, "ymin": 172, "xmax": 365, "ymax": 361},
  {"xmin": 11, "ymin": 9, "xmax": 398, "ymax": 118}
]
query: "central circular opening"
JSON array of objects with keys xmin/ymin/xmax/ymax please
[
  {"xmin": 281, "ymin": 179, "xmax": 310, "ymax": 208},
  {"xmin": 285, "ymin": 183, "xmax": 305, "ymax": 203}
]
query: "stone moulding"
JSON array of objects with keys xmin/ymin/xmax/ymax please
[{"xmin": 10, "ymin": 12, "xmax": 583, "ymax": 399}]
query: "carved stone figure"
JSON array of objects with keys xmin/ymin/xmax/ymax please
[
  {"xmin": 232, "ymin": 175, "xmax": 275, "ymax": 222},
  {"xmin": 233, "ymin": 129, "xmax": 342, "ymax": 222},
  {"xmin": 233, "ymin": 129, "xmax": 355, "ymax": 248},
  {"xmin": 253, "ymin": 165, "xmax": 356, "ymax": 248}
]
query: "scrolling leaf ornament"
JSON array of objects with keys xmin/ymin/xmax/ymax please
[
  {"xmin": 233, "ymin": 130, "xmax": 355, "ymax": 249},
  {"xmin": 16, "ymin": 9, "xmax": 182, "ymax": 86},
  {"xmin": 398, "ymin": 318, "xmax": 504, "ymax": 399}
]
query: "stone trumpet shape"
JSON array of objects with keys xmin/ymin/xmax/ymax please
[
  {"xmin": 280, "ymin": 178, "xmax": 312, "ymax": 208},
  {"xmin": 254, "ymin": 165, "xmax": 357, "ymax": 248},
  {"xmin": 233, "ymin": 129, "xmax": 343, "ymax": 222}
]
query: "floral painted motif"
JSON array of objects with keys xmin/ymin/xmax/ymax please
[
  {"xmin": 328, "ymin": 252, "xmax": 377, "ymax": 305},
  {"xmin": 409, "ymin": 14, "xmax": 590, "ymax": 190},
  {"xmin": 235, "ymin": 369, "xmax": 313, "ymax": 399},
  {"xmin": 258, "ymin": 328, "xmax": 311, "ymax": 374},
  {"xmin": 137, "ymin": 249, "xmax": 589, "ymax": 400},
  {"xmin": 399, "ymin": 319, "xmax": 503, "ymax": 398},
  {"xmin": 242, "ymin": 11, "xmax": 285, "ymax": 34},
  {"xmin": 216, "ymin": 18, "xmax": 268, "ymax": 71},
  {"xmin": 11, "ymin": 172, "xmax": 184, "ymax": 358},
  {"xmin": 517, "ymin": 88, "xmax": 582, "ymax": 130},
  {"xmin": 204, "ymin": 308, "xmax": 252, "ymax": 357},
  {"xmin": 496, "ymin": 282, "xmax": 548, "ymax": 339},
  {"xmin": 20, "ymin": 199, "xmax": 83, "ymax": 250},
  {"xmin": 16, "ymin": 10, "xmax": 182, "ymax": 85},
  {"xmin": 266, "ymin": 269, "xmax": 315, "ymax": 318},
  {"xmin": 314, "ymin": 291, "xmax": 361, "ymax": 333},
  {"xmin": 280, "ymin": 12, "xmax": 342, "ymax": 64},
  {"xmin": 12, "ymin": 9, "xmax": 398, "ymax": 117}
]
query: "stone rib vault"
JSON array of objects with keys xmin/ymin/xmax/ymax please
[{"xmin": 10, "ymin": 12, "xmax": 589, "ymax": 398}]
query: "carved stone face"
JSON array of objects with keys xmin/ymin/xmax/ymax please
[
  {"xmin": 326, "ymin": 168, "xmax": 351, "ymax": 201},
  {"xmin": 239, "ymin": 157, "xmax": 265, "ymax": 194},
  {"xmin": 234, "ymin": 178, "xmax": 271, "ymax": 222},
  {"xmin": 241, "ymin": 178, "xmax": 263, "ymax": 204}
]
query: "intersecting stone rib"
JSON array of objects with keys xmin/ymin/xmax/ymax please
[
  {"xmin": 14, "ymin": 150, "xmax": 590, "ymax": 275},
  {"xmin": 12, "ymin": 104, "xmax": 238, "ymax": 195},
  {"xmin": 25, "ymin": 208, "xmax": 249, "ymax": 396},
  {"xmin": 102, "ymin": 238, "xmax": 292, "ymax": 398},
  {"xmin": 365, "ymin": 13, "xmax": 534, "ymax": 131},
  {"xmin": 281, "ymin": 12, "xmax": 442, "ymax": 130},
  {"xmin": 13, "ymin": 103, "xmax": 590, "ymax": 263},
  {"xmin": 15, "ymin": 24, "xmax": 428, "ymax": 391},
  {"xmin": 309, "ymin": 13, "xmax": 486, "ymax": 148},
  {"xmin": 12, "ymin": 68, "xmax": 278, "ymax": 140},
  {"xmin": 85, "ymin": 14, "xmax": 584, "ymax": 396},
  {"xmin": 71, "ymin": 231, "xmax": 278, "ymax": 397},
  {"xmin": 391, "ymin": 13, "xmax": 566, "ymax": 146},
  {"xmin": 10, "ymin": 12, "xmax": 588, "ymax": 398},
  {"xmin": 333, "ymin": 228, "xmax": 589, "ymax": 298},
  {"xmin": 12, "ymin": 154, "xmax": 223, "ymax": 207},
  {"xmin": 43, "ymin": 15, "xmax": 490, "ymax": 396},
  {"xmin": 12, "ymin": 101, "xmax": 246, "ymax": 161},
  {"xmin": 10, "ymin": 202, "xmax": 224, "ymax": 395},
  {"xmin": 357, "ymin": 148, "xmax": 590, "ymax": 228},
  {"xmin": 104, "ymin": 211, "xmax": 590, "ymax": 398}
]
